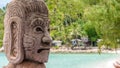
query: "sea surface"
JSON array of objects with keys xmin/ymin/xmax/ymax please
[{"xmin": 0, "ymin": 53, "xmax": 120, "ymax": 68}]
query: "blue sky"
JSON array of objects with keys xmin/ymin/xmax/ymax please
[{"xmin": 0, "ymin": 0, "xmax": 10, "ymax": 8}]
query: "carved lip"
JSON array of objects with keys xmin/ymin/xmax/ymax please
[{"xmin": 37, "ymin": 48, "xmax": 50, "ymax": 53}]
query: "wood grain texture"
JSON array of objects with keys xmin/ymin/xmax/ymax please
[{"xmin": 3, "ymin": 0, "xmax": 51, "ymax": 68}]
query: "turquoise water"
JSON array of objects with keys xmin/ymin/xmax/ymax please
[{"xmin": 0, "ymin": 53, "xmax": 120, "ymax": 68}]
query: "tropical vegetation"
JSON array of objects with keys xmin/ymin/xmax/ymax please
[{"xmin": 0, "ymin": 0, "xmax": 120, "ymax": 49}]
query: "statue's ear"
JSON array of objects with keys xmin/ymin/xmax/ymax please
[{"xmin": 4, "ymin": 17, "xmax": 24, "ymax": 64}]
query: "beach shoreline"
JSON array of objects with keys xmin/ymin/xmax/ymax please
[
  {"xmin": 1, "ymin": 46, "xmax": 120, "ymax": 54},
  {"xmin": 50, "ymin": 49, "xmax": 120, "ymax": 54},
  {"xmin": 50, "ymin": 47, "xmax": 120, "ymax": 54}
]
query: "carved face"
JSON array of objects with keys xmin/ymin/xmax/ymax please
[
  {"xmin": 23, "ymin": 13, "xmax": 52, "ymax": 63},
  {"xmin": 4, "ymin": 0, "xmax": 50, "ymax": 64}
]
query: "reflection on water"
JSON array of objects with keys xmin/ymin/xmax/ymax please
[
  {"xmin": 94, "ymin": 58, "xmax": 116, "ymax": 68},
  {"xmin": 0, "ymin": 53, "xmax": 120, "ymax": 68},
  {"xmin": 46, "ymin": 53, "xmax": 120, "ymax": 68}
]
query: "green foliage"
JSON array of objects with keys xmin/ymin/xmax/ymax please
[
  {"xmin": 53, "ymin": 46, "xmax": 60, "ymax": 49},
  {"xmin": 83, "ymin": 21, "xmax": 99, "ymax": 42},
  {"xmin": 0, "ymin": 0, "xmax": 119, "ymax": 48},
  {"xmin": 46, "ymin": 0, "xmax": 100, "ymax": 45},
  {"xmin": 46, "ymin": 0, "xmax": 120, "ymax": 48},
  {"xmin": 46, "ymin": 0, "xmax": 86, "ymax": 43},
  {"xmin": 83, "ymin": 0, "xmax": 120, "ymax": 49},
  {"xmin": 0, "ymin": 8, "xmax": 4, "ymax": 47}
]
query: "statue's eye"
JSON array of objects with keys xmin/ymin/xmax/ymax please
[
  {"xmin": 36, "ymin": 27, "xmax": 42, "ymax": 32},
  {"xmin": 48, "ymin": 28, "xmax": 50, "ymax": 32},
  {"xmin": 34, "ymin": 26, "xmax": 43, "ymax": 33}
]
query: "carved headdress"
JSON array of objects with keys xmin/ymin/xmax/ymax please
[{"xmin": 4, "ymin": 0, "xmax": 52, "ymax": 65}]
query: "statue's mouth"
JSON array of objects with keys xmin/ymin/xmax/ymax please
[{"xmin": 37, "ymin": 48, "xmax": 50, "ymax": 53}]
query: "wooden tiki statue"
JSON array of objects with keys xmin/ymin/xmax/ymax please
[{"xmin": 3, "ymin": 0, "xmax": 52, "ymax": 68}]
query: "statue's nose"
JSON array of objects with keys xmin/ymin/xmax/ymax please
[{"xmin": 42, "ymin": 36, "xmax": 52, "ymax": 45}]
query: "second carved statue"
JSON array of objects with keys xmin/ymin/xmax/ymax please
[{"xmin": 3, "ymin": 0, "xmax": 52, "ymax": 68}]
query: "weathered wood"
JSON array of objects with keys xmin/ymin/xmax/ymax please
[{"xmin": 3, "ymin": 0, "xmax": 52, "ymax": 68}]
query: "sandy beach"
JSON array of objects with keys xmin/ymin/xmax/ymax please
[
  {"xmin": 1, "ymin": 46, "xmax": 120, "ymax": 54},
  {"xmin": 50, "ymin": 46, "xmax": 120, "ymax": 54}
]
